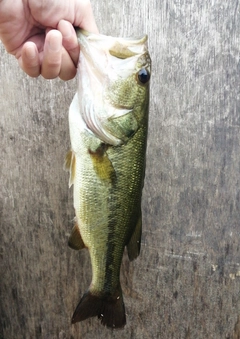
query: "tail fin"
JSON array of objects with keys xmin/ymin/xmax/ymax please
[{"xmin": 71, "ymin": 287, "xmax": 126, "ymax": 329}]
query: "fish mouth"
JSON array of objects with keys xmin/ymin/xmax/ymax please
[
  {"xmin": 76, "ymin": 29, "xmax": 148, "ymax": 61},
  {"xmin": 78, "ymin": 29, "xmax": 147, "ymax": 42},
  {"xmin": 77, "ymin": 29, "xmax": 148, "ymax": 47},
  {"xmin": 76, "ymin": 29, "xmax": 149, "ymax": 84}
]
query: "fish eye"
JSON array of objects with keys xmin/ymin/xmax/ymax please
[{"xmin": 138, "ymin": 68, "xmax": 150, "ymax": 84}]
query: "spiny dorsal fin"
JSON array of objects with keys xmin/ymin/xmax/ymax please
[
  {"xmin": 64, "ymin": 150, "xmax": 76, "ymax": 188},
  {"xmin": 127, "ymin": 212, "xmax": 142, "ymax": 261},
  {"xmin": 68, "ymin": 221, "xmax": 86, "ymax": 250}
]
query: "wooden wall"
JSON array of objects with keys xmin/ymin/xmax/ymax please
[{"xmin": 1, "ymin": 1, "xmax": 240, "ymax": 338}]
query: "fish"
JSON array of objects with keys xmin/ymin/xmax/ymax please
[{"xmin": 65, "ymin": 29, "xmax": 151, "ymax": 329}]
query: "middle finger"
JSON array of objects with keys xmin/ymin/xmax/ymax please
[{"xmin": 41, "ymin": 30, "xmax": 62, "ymax": 79}]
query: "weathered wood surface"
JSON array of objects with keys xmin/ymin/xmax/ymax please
[{"xmin": 1, "ymin": 1, "xmax": 240, "ymax": 338}]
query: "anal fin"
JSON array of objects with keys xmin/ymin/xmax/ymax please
[
  {"xmin": 127, "ymin": 212, "xmax": 142, "ymax": 261},
  {"xmin": 68, "ymin": 220, "xmax": 86, "ymax": 250}
]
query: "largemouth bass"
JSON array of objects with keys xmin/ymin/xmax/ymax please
[{"xmin": 65, "ymin": 30, "xmax": 151, "ymax": 328}]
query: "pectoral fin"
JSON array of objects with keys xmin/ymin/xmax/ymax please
[
  {"xmin": 68, "ymin": 221, "xmax": 86, "ymax": 250},
  {"xmin": 127, "ymin": 212, "xmax": 142, "ymax": 261},
  {"xmin": 64, "ymin": 150, "xmax": 76, "ymax": 188},
  {"xmin": 89, "ymin": 144, "xmax": 116, "ymax": 182}
]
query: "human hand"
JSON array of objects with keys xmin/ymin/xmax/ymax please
[{"xmin": 0, "ymin": 0, "xmax": 98, "ymax": 80}]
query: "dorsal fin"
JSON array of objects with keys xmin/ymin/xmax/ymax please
[{"xmin": 64, "ymin": 150, "xmax": 76, "ymax": 188}]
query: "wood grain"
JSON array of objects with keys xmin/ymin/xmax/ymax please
[{"xmin": 1, "ymin": 1, "xmax": 240, "ymax": 338}]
